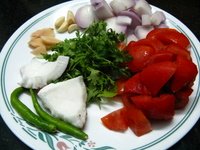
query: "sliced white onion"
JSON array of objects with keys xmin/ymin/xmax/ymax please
[
  {"xmin": 118, "ymin": 10, "xmax": 141, "ymax": 29},
  {"xmin": 105, "ymin": 17, "xmax": 127, "ymax": 34},
  {"xmin": 134, "ymin": 25, "xmax": 154, "ymax": 39},
  {"xmin": 141, "ymin": 14, "xmax": 151, "ymax": 26},
  {"xmin": 110, "ymin": 0, "xmax": 135, "ymax": 14},
  {"xmin": 90, "ymin": 0, "xmax": 114, "ymax": 20},
  {"xmin": 133, "ymin": 0, "xmax": 152, "ymax": 16},
  {"xmin": 150, "ymin": 11, "xmax": 166, "ymax": 26},
  {"xmin": 75, "ymin": 5, "xmax": 97, "ymax": 28}
]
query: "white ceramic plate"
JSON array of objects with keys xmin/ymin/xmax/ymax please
[{"xmin": 0, "ymin": 0, "xmax": 200, "ymax": 150}]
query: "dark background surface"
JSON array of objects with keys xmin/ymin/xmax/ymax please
[{"xmin": 0, "ymin": 0, "xmax": 200, "ymax": 149}]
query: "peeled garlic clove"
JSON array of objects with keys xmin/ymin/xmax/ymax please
[
  {"xmin": 57, "ymin": 21, "xmax": 69, "ymax": 33},
  {"xmin": 55, "ymin": 16, "xmax": 65, "ymax": 29},
  {"xmin": 67, "ymin": 10, "xmax": 76, "ymax": 25},
  {"xmin": 40, "ymin": 36, "xmax": 61, "ymax": 45},
  {"xmin": 31, "ymin": 45, "xmax": 47, "ymax": 56},
  {"xmin": 28, "ymin": 38, "xmax": 44, "ymax": 48},
  {"xmin": 68, "ymin": 24, "xmax": 79, "ymax": 33},
  {"xmin": 31, "ymin": 28, "xmax": 55, "ymax": 38}
]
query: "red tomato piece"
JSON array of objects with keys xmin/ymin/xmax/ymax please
[
  {"xmin": 131, "ymin": 94, "xmax": 175, "ymax": 120},
  {"xmin": 165, "ymin": 44, "xmax": 191, "ymax": 60},
  {"xmin": 122, "ymin": 96, "xmax": 152, "ymax": 136},
  {"xmin": 175, "ymin": 87, "xmax": 193, "ymax": 109},
  {"xmin": 125, "ymin": 41, "xmax": 136, "ymax": 51},
  {"xmin": 140, "ymin": 61, "xmax": 177, "ymax": 96},
  {"xmin": 170, "ymin": 56, "xmax": 198, "ymax": 92},
  {"xmin": 127, "ymin": 45, "xmax": 155, "ymax": 72},
  {"xmin": 126, "ymin": 38, "xmax": 165, "ymax": 52},
  {"xmin": 147, "ymin": 51, "xmax": 175, "ymax": 65},
  {"xmin": 116, "ymin": 80, "xmax": 126, "ymax": 95},
  {"xmin": 101, "ymin": 107, "xmax": 128, "ymax": 132},
  {"xmin": 147, "ymin": 28, "xmax": 190, "ymax": 48},
  {"xmin": 124, "ymin": 73, "xmax": 150, "ymax": 95}
]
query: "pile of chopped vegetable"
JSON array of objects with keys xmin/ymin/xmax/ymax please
[
  {"xmin": 43, "ymin": 21, "xmax": 132, "ymax": 104},
  {"xmin": 10, "ymin": 0, "xmax": 199, "ymax": 140},
  {"xmin": 101, "ymin": 27, "xmax": 198, "ymax": 136}
]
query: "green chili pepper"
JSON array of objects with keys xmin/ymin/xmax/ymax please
[
  {"xmin": 10, "ymin": 87, "xmax": 56, "ymax": 133},
  {"xmin": 29, "ymin": 89, "xmax": 88, "ymax": 140}
]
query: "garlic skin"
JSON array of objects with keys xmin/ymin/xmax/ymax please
[
  {"xmin": 38, "ymin": 76, "xmax": 87, "ymax": 128},
  {"xmin": 19, "ymin": 56, "xmax": 69, "ymax": 89}
]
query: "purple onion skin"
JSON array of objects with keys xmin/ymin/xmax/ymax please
[{"xmin": 118, "ymin": 10, "xmax": 142, "ymax": 29}]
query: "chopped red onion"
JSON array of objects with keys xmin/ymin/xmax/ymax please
[
  {"xmin": 105, "ymin": 17, "xmax": 127, "ymax": 34},
  {"xmin": 151, "ymin": 11, "xmax": 166, "ymax": 26},
  {"xmin": 75, "ymin": 5, "xmax": 97, "ymax": 28},
  {"xmin": 141, "ymin": 14, "xmax": 151, "ymax": 26},
  {"xmin": 116, "ymin": 16, "xmax": 132, "ymax": 26},
  {"xmin": 90, "ymin": 0, "xmax": 114, "ymax": 20},
  {"xmin": 134, "ymin": 25, "xmax": 154, "ymax": 39},
  {"xmin": 110, "ymin": 0, "xmax": 135, "ymax": 15},
  {"xmin": 126, "ymin": 33, "xmax": 139, "ymax": 43},
  {"xmin": 118, "ymin": 10, "xmax": 141, "ymax": 29},
  {"xmin": 155, "ymin": 23, "xmax": 169, "ymax": 28},
  {"xmin": 133, "ymin": 0, "xmax": 152, "ymax": 16}
]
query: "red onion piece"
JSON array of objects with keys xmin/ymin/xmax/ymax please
[
  {"xmin": 141, "ymin": 14, "xmax": 151, "ymax": 26},
  {"xmin": 151, "ymin": 11, "xmax": 166, "ymax": 26},
  {"xmin": 116, "ymin": 16, "xmax": 132, "ymax": 26},
  {"xmin": 127, "ymin": 33, "xmax": 139, "ymax": 43},
  {"xmin": 133, "ymin": 0, "xmax": 152, "ymax": 16},
  {"xmin": 110, "ymin": 0, "xmax": 135, "ymax": 15},
  {"xmin": 134, "ymin": 25, "xmax": 154, "ymax": 39},
  {"xmin": 155, "ymin": 23, "xmax": 168, "ymax": 28},
  {"xmin": 75, "ymin": 5, "xmax": 97, "ymax": 28},
  {"xmin": 90, "ymin": 0, "xmax": 114, "ymax": 20},
  {"xmin": 105, "ymin": 17, "xmax": 127, "ymax": 34},
  {"xmin": 118, "ymin": 10, "xmax": 141, "ymax": 29}
]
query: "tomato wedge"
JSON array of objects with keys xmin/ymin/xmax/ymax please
[
  {"xmin": 124, "ymin": 73, "xmax": 150, "ymax": 95},
  {"xmin": 146, "ymin": 28, "xmax": 190, "ymax": 48},
  {"xmin": 122, "ymin": 96, "xmax": 152, "ymax": 136},
  {"xmin": 131, "ymin": 94, "xmax": 175, "ymax": 120},
  {"xmin": 165, "ymin": 44, "xmax": 191, "ymax": 60},
  {"xmin": 101, "ymin": 107, "xmax": 128, "ymax": 132},
  {"xmin": 126, "ymin": 38, "xmax": 165, "ymax": 52},
  {"xmin": 116, "ymin": 80, "xmax": 126, "ymax": 95},
  {"xmin": 175, "ymin": 87, "xmax": 193, "ymax": 109},
  {"xmin": 127, "ymin": 45, "xmax": 155, "ymax": 72},
  {"xmin": 170, "ymin": 56, "xmax": 198, "ymax": 92},
  {"xmin": 147, "ymin": 51, "xmax": 175, "ymax": 65},
  {"xmin": 139, "ymin": 61, "xmax": 177, "ymax": 96}
]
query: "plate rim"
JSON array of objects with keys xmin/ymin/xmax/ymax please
[{"xmin": 0, "ymin": 0, "xmax": 200, "ymax": 150}]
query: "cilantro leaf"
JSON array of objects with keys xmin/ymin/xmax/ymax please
[{"xmin": 43, "ymin": 21, "xmax": 132, "ymax": 104}]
